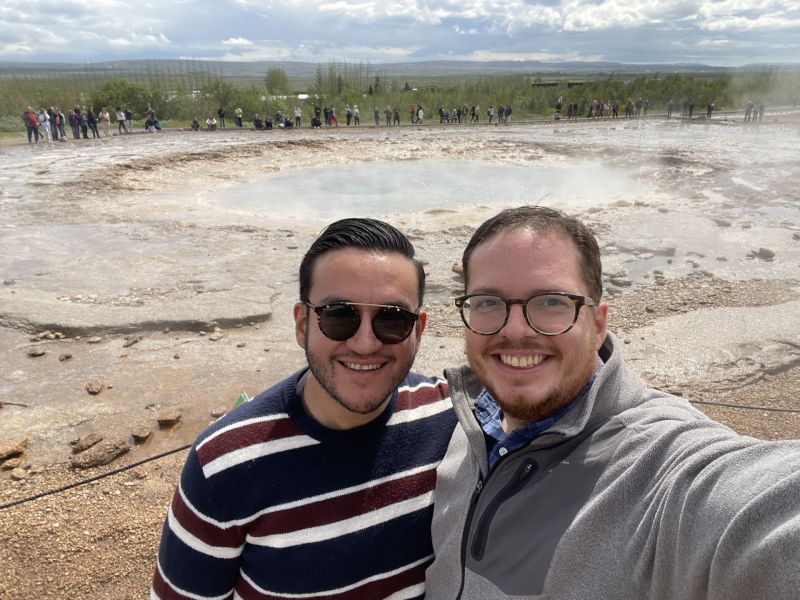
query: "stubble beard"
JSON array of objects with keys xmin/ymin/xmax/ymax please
[{"xmin": 305, "ymin": 337, "xmax": 417, "ymax": 416}]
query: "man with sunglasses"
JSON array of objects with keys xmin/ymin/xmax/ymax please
[
  {"xmin": 152, "ymin": 218, "xmax": 456, "ymax": 600},
  {"xmin": 425, "ymin": 206, "xmax": 800, "ymax": 599}
]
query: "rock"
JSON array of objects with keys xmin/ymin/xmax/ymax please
[
  {"xmin": 1, "ymin": 457, "xmax": 24, "ymax": 470},
  {"xmin": 0, "ymin": 437, "xmax": 28, "ymax": 461},
  {"xmin": 122, "ymin": 335, "xmax": 143, "ymax": 348},
  {"xmin": 131, "ymin": 426, "xmax": 152, "ymax": 442},
  {"xmin": 210, "ymin": 407, "xmax": 227, "ymax": 418},
  {"xmin": 27, "ymin": 348, "xmax": 46, "ymax": 358},
  {"xmin": 608, "ymin": 277, "xmax": 632, "ymax": 287},
  {"xmin": 86, "ymin": 379, "xmax": 104, "ymax": 395},
  {"xmin": 157, "ymin": 409, "xmax": 182, "ymax": 427},
  {"xmin": 59, "ymin": 352, "xmax": 73, "ymax": 361},
  {"xmin": 451, "ymin": 263, "xmax": 464, "ymax": 274},
  {"xmin": 10, "ymin": 467, "xmax": 28, "ymax": 481},
  {"xmin": 87, "ymin": 336, "xmax": 103, "ymax": 344},
  {"xmin": 747, "ymin": 247, "xmax": 775, "ymax": 261},
  {"xmin": 173, "ymin": 353, "xmax": 180, "ymax": 359},
  {"xmin": 71, "ymin": 433, "xmax": 104, "ymax": 454},
  {"xmin": 793, "ymin": 232, "xmax": 800, "ymax": 241},
  {"xmin": 37, "ymin": 330, "xmax": 53, "ymax": 339},
  {"xmin": 70, "ymin": 439, "xmax": 130, "ymax": 469},
  {"xmin": 236, "ymin": 342, "xmax": 246, "ymax": 348},
  {"xmin": 712, "ymin": 218, "xmax": 732, "ymax": 227},
  {"xmin": 209, "ymin": 332, "xmax": 224, "ymax": 341}
]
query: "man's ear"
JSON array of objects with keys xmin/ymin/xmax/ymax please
[
  {"xmin": 594, "ymin": 302, "xmax": 608, "ymax": 350},
  {"xmin": 414, "ymin": 309, "xmax": 427, "ymax": 344},
  {"xmin": 294, "ymin": 302, "xmax": 308, "ymax": 349}
]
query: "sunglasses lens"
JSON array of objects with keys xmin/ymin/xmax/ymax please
[
  {"xmin": 317, "ymin": 304, "xmax": 360, "ymax": 341},
  {"xmin": 373, "ymin": 307, "xmax": 417, "ymax": 344}
]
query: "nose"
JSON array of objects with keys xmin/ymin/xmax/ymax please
[
  {"xmin": 346, "ymin": 311, "xmax": 384, "ymax": 354},
  {"xmin": 501, "ymin": 303, "xmax": 537, "ymax": 338}
]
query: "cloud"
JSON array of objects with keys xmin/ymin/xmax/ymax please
[
  {"xmin": 469, "ymin": 49, "xmax": 605, "ymax": 62},
  {"xmin": 222, "ymin": 37, "xmax": 254, "ymax": 46},
  {"xmin": 0, "ymin": 0, "xmax": 798, "ymax": 65}
]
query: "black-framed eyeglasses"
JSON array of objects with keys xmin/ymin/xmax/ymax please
[
  {"xmin": 305, "ymin": 301, "xmax": 420, "ymax": 345},
  {"xmin": 454, "ymin": 292, "xmax": 596, "ymax": 336}
]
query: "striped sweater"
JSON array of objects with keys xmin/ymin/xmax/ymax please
[{"xmin": 152, "ymin": 369, "xmax": 456, "ymax": 600}]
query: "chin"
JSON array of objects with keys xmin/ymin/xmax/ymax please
[{"xmin": 494, "ymin": 388, "xmax": 568, "ymax": 423}]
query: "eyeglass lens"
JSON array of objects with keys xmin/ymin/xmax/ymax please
[
  {"xmin": 461, "ymin": 294, "xmax": 578, "ymax": 335},
  {"xmin": 316, "ymin": 304, "xmax": 417, "ymax": 344}
]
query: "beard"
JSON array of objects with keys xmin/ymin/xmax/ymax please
[
  {"xmin": 470, "ymin": 333, "xmax": 599, "ymax": 424},
  {"xmin": 304, "ymin": 336, "xmax": 416, "ymax": 416}
]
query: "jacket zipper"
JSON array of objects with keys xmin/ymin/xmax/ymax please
[
  {"xmin": 470, "ymin": 458, "xmax": 537, "ymax": 561},
  {"xmin": 455, "ymin": 478, "xmax": 483, "ymax": 600}
]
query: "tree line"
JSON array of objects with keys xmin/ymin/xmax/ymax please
[{"xmin": 1, "ymin": 62, "xmax": 798, "ymax": 130}]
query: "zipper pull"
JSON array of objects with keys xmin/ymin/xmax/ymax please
[
  {"xmin": 474, "ymin": 479, "xmax": 483, "ymax": 495},
  {"xmin": 519, "ymin": 461, "xmax": 535, "ymax": 480}
]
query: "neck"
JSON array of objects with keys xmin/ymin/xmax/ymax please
[
  {"xmin": 501, "ymin": 413, "xmax": 529, "ymax": 435},
  {"xmin": 301, "ymin": 373, "xmax": 390, "ymax": 430}
]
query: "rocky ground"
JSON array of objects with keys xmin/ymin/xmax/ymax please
[{"xmin": 1, "ymin": 115, "xmax": 799, "ymax": 598}]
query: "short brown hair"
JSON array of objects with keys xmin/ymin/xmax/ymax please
[{"xmin": 462, "ymin": 206, "xmax": 603, "ymax": 302}]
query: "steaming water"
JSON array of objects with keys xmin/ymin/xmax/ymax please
[{"xmin": 208, "ymin": 159, "xmax": 648, "ymax": 217}]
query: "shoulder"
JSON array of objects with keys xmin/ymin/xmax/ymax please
[
  {"xmin": 192, "ymin": 373, "xmax": 306, "ymax": 466},
  {"xmin": 398, "ymin": 372, "xmax": 449, "ymax": 401},
  {"xmin": 391, "ymin": 372, "xmax": 454, "ymax": 423}
]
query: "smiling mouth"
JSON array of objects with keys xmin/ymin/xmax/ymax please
[
  {"xmin": 343, "ymin": 361, "xmax": 383, "ymax": 371},
  {"xmin": 498, "ymin": 354, "xmax": 545, "ymax": 368}
]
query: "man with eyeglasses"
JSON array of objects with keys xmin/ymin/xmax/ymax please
[
  {"xmin": 425, "ymin": 206, "xmax": 800, "ymax": 599},
  {"xmin": 152, "ymin": 218, "xmax": 456, "ymax": 600}
]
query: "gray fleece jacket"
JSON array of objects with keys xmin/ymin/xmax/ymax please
[{"xmin": 425, "ymin": 333, "xmax": 800, "ymax": 599}]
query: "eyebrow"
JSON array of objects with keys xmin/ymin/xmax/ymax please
[{"xmin": 466, "ymin": 289, "xmax": 578, "ymax": 297}]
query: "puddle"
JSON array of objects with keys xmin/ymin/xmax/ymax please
[{"xmin": 204, "ymin": 159, "xmax": 648, "ymax": 218}]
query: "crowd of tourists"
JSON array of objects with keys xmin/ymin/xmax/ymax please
[
  {"xmin": 20, "ymin": 103, "xmax": 155, "ymax": 143},
  {"xmin": 23, "ymin": 95, "xmax": 771, "ymax": 143}
]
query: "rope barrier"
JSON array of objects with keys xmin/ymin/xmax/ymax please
[
  {"xmin": 0, "ymin": 443, "xmax": 190, "ymax": 511},
  {"xmin": 3, "ymin": 399, "xmax": 799, "ymax": 511}
]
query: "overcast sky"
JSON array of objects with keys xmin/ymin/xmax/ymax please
[{"xmin": 1, "ymin": 0, "xmax": 798, "ymax": 66}]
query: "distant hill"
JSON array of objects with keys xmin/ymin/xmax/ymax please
[
  {"xmin": 0, "ymin": 58, "xmax": 770, "ymax": 78},
  {"xmin": 2, "ymin": 59, "xmax": 796, "ymax": 86}
]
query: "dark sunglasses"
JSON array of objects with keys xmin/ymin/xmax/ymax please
[{"xmin": 305, "ymin": 301, "xmax": 419, "ymax": 345}]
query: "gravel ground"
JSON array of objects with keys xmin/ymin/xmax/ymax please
[{"xmin": 1, "ymin": 116, "xmax": 799, "ymax": 598}]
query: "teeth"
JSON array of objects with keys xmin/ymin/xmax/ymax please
[
  {"xmin": 499, "ymin": 354, "xmax": 544, "ymax": 368},
  {"xmin": 344, "ymin": 362, "xmax": 381, "ymax": 371}
]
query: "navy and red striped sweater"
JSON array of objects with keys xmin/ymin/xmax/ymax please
[{"xmin": 152, "ymin": 368, "xmax": 456, "ymax": 600}]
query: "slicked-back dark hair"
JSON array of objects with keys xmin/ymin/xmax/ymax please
[
  {"xmin": 299, "ymin": 218, "xmax": 425, "ymax": 306},
  {"xmin": 462, "ymin": 206, "xmax": 603, "ymax": 302}
]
